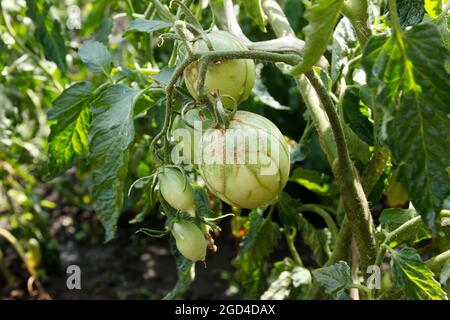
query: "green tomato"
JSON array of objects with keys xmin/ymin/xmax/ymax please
[
  {"xmin": 171, "ymin": 221, "xmax": 207, "ymax": 262},
  {"xmin": 199, "ymin": 111, "xmax": 290, "ymax": 209},
  {"xmin": 184, "ymin": 31, "xmax": 255, "ymax": 108},
  {"xmin": 158, "ymin": 167, "xmax": 196, "ymax": 217}
]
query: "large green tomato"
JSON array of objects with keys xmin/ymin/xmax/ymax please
[
  {"xmin": 184, "ymin": 31, "xmax": 255, "ymax": 108},
  {"xmin": 171, "ymin": 221, "xmax": 207, "ymax": 262},
  {"xmin": 158, "ymin": 167, "xmax": 196, "ymax": 217},
  {"xmin": 198, "ymin": 111, "xmax": 290, "ymax": 209}
]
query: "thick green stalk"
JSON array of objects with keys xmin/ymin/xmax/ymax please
[
  {"xmin": 427, "ymin": 250, "xmax": 450, "ymax": 272},
  {"xmin": 305, "ymin": 71, "xmax": 377, "ymax": 267}
]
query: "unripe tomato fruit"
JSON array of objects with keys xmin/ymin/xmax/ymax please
[
  {"xmin": 158, "ymin": 167, "xmax": 196, "ymax": 217},
  {"xmin": 171, "ymin": 221, "xmax": 207, "ymax": 262},
  {"xmin": 184, "ymin": 31, "xmax": 255, "ymax": 108},
  {"xmin": 199, "ymin": 111, "xmax": 290, "ymax": 209}
]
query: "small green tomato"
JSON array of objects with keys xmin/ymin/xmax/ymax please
[
  {"xmin": 158, "ymin": 167, "xmax": 196, "ymax": 217},
  {"xmin": 184, "ymin": 31, "xmax": 256, "ymax": 108},
  {"xmin": 171, "ymin": 221, "xmax": 207, "ymax": 262}
]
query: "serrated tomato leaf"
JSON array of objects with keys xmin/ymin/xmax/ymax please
[
  {"xmin": 88, "ymin": 84, "xmax": 139, "ymax": 241},
  {"xmin": 47, "ymin": 82, "xmax": 93, "ymax": 178},
  {"xmin": 362, "ymin": 23, "xmax": 450, "ymax": 234},
  {"xmin": 390, "ymin": 247, "xmax": 447, "ymax": 300},
  {"xmin": 313, "ymin": 261, "xmax": 352, "ymax": 299},
  {"xmin": 26, "ymin": 0, "xmax": 67, "ymax": 71},
  {"xmin": 291, "ymin": 0, "xmax": 344, "ymax": 75}
]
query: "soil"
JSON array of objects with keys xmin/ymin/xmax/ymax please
[{"xmin": 0, "ymin": 206, "xmax": 241, "ymax": 300}]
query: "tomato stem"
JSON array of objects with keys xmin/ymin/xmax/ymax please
[{"xmin": 284, "ymin": 227, "xmax": 304, "ymax": 267}]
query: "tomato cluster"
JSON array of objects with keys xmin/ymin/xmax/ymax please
[{"xmin": 158, "ymin": 31, "xmax": 290, "ymax": 263}]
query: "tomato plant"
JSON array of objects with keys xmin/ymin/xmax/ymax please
[{"xmin": 0, "ymin": 0, "xmax": 449, "ymax": 302}]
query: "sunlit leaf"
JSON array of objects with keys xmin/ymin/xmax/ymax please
[
  {"xmin": 289, "ymin": 168, "xmax": 338, "ymax": 197},
  {"xmin": 47, "ymin": 82, "xmax": 93, "ymax": 178},
  {"xmin": 291, "ymin": 0, "xmax": 345, "ymax": 75},
  {"xmin": 391, "ymin": 247, "xmax": 447, "ymax": 300}
]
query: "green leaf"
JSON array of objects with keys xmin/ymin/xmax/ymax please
[
  {"xmin": 297, "ymin": 213, "xmax": 331, "ymax": 266},
  {"xmin": 289, "ymin": 168, "xmax": 339, "ymax": 197},
  {"xmin": 362, "ymin": 23, "xmax": 450, "ymax": 234},
  {"xmin": 47, "ymin": 82, "xmax": 93, "ymax": 178},
  {"xmin": 394, "ymin": 0, "xmax": 425, "ymax": 28},
  {"xmin": 79, "ymin": 40, "xmax": 112, "ymax": 75},
  {"xmin": 277, "ymin": 192, "xmax": 331, "ymax": 265},
  {"xmin": 291, "ymin": 0, "xmax": 345, "ymax": 75},
  {"xmin": 260, "ymin": 258, "xmax": 311, "ymax": 300},
  {"xmin": 242, "ymin": 0, "xmax": 268, "ymax": 32},
  {"xmin": 95, "ymin": 18, "xmax": 113, "ymax": 45},
  {"xmin": 88, "ymin": 84, "xmax": 139, "ymax": 241},
  {"xmin": 192, "ymin": 184, "xmax": 213, "ymax": 219},
  {"xmin": 126, "ymin": 18, "xmax": 172, "ymax": 34},
  {"xmin": 440, "ymin": 258, "xmax": 450, "ymax": 285},
  {"xmin": 313, "ymin": 261, "xmax": 352, "ymax": 299},
  {"xmin": 163, "ymin": 237, "xmax": 195, "ymax": 300},
  {"xmin": 424, "ymin": 0, "xmax": 446, "ymax": 18},
  {"xmin": 26, "ymin": 0, "xmax": 67, "ymax": 71},
  {"xmin": 277, "ymin": 192, "xmax": 302, "ymax": 227},
  {"xmin": 233, "ymin": 209, "xmax": 281, "ymax": 298},
  {"xmin": 390, "ymin": 247, "xmax": 447, "ymax": 300},
  {"xmin": 331, "ymin": 16, "xmax": 358, "ymax": 83},
  {"xmin": 342, "ymin": 86, "xmax": 374, "ymax": 146},
  {"xmin": 379, "ymin": 208, "xmax": 431, "ymax": 243}
]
